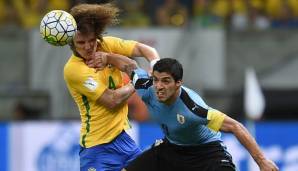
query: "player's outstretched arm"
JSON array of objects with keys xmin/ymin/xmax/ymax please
[{"xmin": 220, "ymin": 116, "xmax": 279, "ymax": 171}]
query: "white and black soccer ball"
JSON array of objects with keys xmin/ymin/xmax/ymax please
[{"xmin": 40, "ymin": 10, "xmax": 77, "ymax": 46}]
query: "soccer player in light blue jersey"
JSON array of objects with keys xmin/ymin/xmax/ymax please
[
  {"xmin": 87, "ymin": 56, "xmax": 278, "ymax": 171},
  {"xmin": 124, "ymin": 58, "xmax": 279, "ymax": 171}
]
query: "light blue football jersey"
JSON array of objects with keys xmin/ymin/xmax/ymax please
[{"xmin": 132, "ymin": 68, "xmax": 223, "ymax": 146}]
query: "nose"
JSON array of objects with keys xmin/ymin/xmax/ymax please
[
  {"xmin": 84, "ymin": 42, "xmax": 91, "ymax": 50},
  {"xmin": 154, "ymin": 81, "xmax": 163, "ymax": 90}
]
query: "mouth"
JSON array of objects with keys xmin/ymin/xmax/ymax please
[
  {"xmin": 87, "ymin": 51, "xmax": 93, "ymax": 55},
  {"xmin": 85, "ymin": 51, "xmax": 94, "ymax": 59},
  {"xmin": 156, "ymin": 91, "xmax": 165, "ymax": 99}
]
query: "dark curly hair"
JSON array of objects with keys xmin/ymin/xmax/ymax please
[{"xmin": 70, "ymin": 3, "xmax": 119, "ymax": 41}]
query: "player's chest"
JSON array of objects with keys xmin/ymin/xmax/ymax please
[
  {"xmin": 99, "ymin": 66, "xmax": 123, "ymax": 89},
  {"xmin": 149, "ymin": 102, "xmax": 203, "ymax": 127}
]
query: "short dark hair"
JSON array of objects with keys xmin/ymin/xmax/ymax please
[{"xmin": 153, "ymin": 58, "xmax": 183, "ymax": 82}]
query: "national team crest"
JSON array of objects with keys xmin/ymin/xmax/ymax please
[
  {"xmin": 177, "ymin": 114, "xmax": 185, "ymax": 124},
  {"xmin": 88, "ymin": 167, "xmax": 96, "ymax": 171}
]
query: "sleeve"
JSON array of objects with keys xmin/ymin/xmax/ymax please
[
  {"xmin": 102, "ymin": 36, "xmax": 137, "ymax": 57},
  {"xmin": 181, "ymin": 87, "xmax": 225, "ymax": 132},
  {"xmin": 131, "ymin": 68, "xmax": 152, "ymax": 102},
  {"xmin": 65, "ymin": 67, "xmax": 107, "ymax": 101},
  {"xmin": 207, "ymin": 109, "xmax": 226, "ymax": 132}
]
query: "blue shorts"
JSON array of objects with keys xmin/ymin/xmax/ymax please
[{"xmin": 80, "ymin": 131, "xmax": 142, "ymax": 171}]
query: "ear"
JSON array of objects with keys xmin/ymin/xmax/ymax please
[{"xmin": 176, "ymin": 80, "xmax": 183, "ymax": 87}]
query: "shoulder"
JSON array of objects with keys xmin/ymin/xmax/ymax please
[
  {"xmin": 180, "ymin": 86, "xmax": 208, "ymax": 109},
  {"xmin": 148, "ymin": 86, "xmax": 155, "ymax": 95},
  {"xmin": 64, "ymin": 56, "xmax": 84, "ymax": 73},
  {"xmin": 102, "ymin": 36, "xmax": 137, "ymax": 46},
  {"xmin": 64, "ymin": 56, "xmax": 95, "ymax": 81},
  {"xmin": 179, "ymin": 86, "xmax": 209, "ymax": 118},
  {"xmin": 102, "ymin": 36, "xmax": 122, "ymax": 43},
  {"xmin": 101, "ymin": 36, "xmax": 137, "ymax": 56},
  {"xmin": 181, "ymin": 86, "xmax": 201, "ymax": 98}
]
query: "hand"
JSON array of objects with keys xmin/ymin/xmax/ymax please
[
  {"xmin": 123, "ymin": 63, "xmax": 137, "ymax": 77},
  {"xmin": 86, "ymin": 51, "xmax": 108, "ymax": 71},
  {"xmin": 259, "ymin": 159, "xmax": 279, "ymax": 171}
]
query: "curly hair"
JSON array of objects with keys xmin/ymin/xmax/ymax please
[{"xmin": 70, "ymin": 3, "xmax": 119, "ymax": 41}]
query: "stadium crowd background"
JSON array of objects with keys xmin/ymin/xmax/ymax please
[
  {"xmin": 1, "ymin": 0, "xmax": 298, "ymax": 29},
  {"xmin": 0, "ymin": 0, "xmax": 298, "ymax": 121}
]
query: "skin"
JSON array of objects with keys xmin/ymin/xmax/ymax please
[
  {"xmin": 132, "ymin": 43, "xmax": 160, "ymax": 62},
  {"xmin": 73, "ymin": 31, "xmax": 97, "ymax": 61},
  {"xmin": 152, "ymin": 71, "xmax": 182, "ymax": 105},
  {"xmin": 220, "ymin": 116, "xmax": 279, "ymax": 171}
]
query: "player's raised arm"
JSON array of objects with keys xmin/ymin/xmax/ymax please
[
  {"xmin": 220, "ymin": 115, "xmax": 279, "ymax": 171},
  {"xmin": 132, "ymin": 43, "xmax": 160, "ymax": 68}
]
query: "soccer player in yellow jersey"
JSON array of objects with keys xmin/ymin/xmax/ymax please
[{"xmin": 64, "ymin": 3, "xmax": 159, "ymax": 171}]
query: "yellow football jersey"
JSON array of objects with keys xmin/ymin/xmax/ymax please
[{"xmin": 64, "ymin": 36, "xmax": 137, "ymax": 148}]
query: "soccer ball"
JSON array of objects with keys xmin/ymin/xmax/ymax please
[{"xmin": 40, "ymin": 10, "xmax": 77, "ymax": 46}]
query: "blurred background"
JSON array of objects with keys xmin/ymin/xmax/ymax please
[{"xmin": 0, "ymin": 0, "xmax": 298, "ymax": 171}]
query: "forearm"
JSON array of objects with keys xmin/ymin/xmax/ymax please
[
  {"xmin": 97, "ymin": 83, "xmax": 135, "ymax": 109},
  {"xmin": 220, "ymin": 116, "xmax": 278, "ymax": 170},
  {"xmin": 141, "ymin": 46, "xmax": 159, "ymax": 62},
  {"xmin": 112, "ymin": 83, "xmax": 135, "ymax": 107},
  {"xmin": 107, "ymin": 53, "xmax": 137, "ymax": 75},
  {"xmin": 232, "ymin": 123, "xmax": 266, "ymax": 165},
  {"xmin": 132, "ymin": 43, "xmax": 160, "ymax": 62}
]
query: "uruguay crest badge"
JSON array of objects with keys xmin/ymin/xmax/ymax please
[{"xmin": 177, "ymin": 114, "xmax": 185, "ymax": 124}]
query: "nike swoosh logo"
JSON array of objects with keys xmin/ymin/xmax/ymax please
[{"xmin": 142, "ymin": 80, "xmax": 150, "ymax": 86}]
